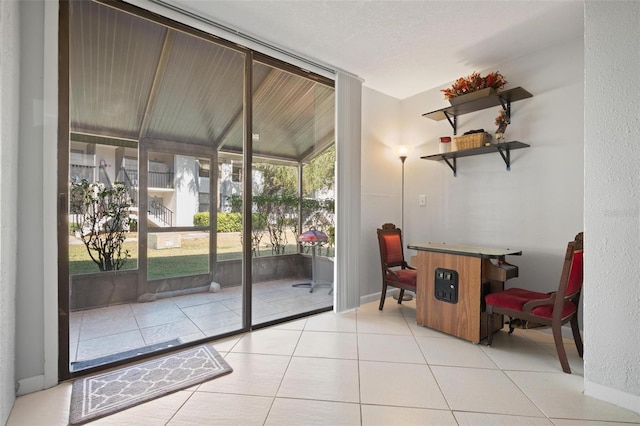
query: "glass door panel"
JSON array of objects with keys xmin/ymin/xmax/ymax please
[
  {"xmin": 69, "ymin": 140, "xmax": 139, "ymax": 275},
  {"xmin": 67, "ymin": 137, "xmax": 141, "ymax": 372},
  {"xmin": 142, "ymin": 145, "xmax": 244, "ymax": 342},
  {"xmin": 250, "ymin": 60, "xmax": 335, "ymax": 326},
  {"xmin": 146, "ymin": 152, "xmax": 210, "ymax": 280},
  {"xmin": 65, "ymin": 0, "xmax": 247, "ymax": 375}
]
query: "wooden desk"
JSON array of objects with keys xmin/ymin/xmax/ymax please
[{"xmin": 408, "ymin": 243, "xmax": 521, "ymax": 343}]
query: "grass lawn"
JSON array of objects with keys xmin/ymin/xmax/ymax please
[
  {"xmin": 70, "ymin": 232, "xmax": 238, "ymax": 278},
  {"xmin": 69, "ymin": 231, "xmax": 332, "ymax": 280}
]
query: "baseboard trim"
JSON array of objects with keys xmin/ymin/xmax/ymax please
[
  {"xmin": 585, "ymin": 379, "xmax": 640, "ymax": 416},
  {"xmin": 16, "ymin": 375, "xmax": 45, "ymax": 396},
  {"xmin": 360, "ymin": 289, "xmax": 401, "ymax": 305}
]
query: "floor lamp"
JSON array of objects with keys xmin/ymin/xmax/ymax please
[
  {"xmin": 395, "ymin": 146, "xmax": 413, "ymax": 301},
  {"xmin": 400, "ymin": 152, "xmax": 406, "ymax": 231}
]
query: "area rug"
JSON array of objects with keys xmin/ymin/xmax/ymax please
[{"xmin": 69, "ymin": 344, "xmax": 232, "ymax": 425}]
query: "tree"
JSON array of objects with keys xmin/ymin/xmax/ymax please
[
  {"xmin": 70, "ymin": 179, "xmax": 132, "ymax": 271},
  {"xmin": 225, "ymin": 146, "xmax": 336, "ymax": 256},
  {"xmin": 253, "ymin": 192, "xmax": 298, "ymax": 255},
  {"xmin": 303, "ymin": 145, "xmax": 335, "ymax": 197},
  {"xmin": 301, "ymin": 146, "xmax": 335, "ymax": 254},
  {"xmin": 253, "ymin": 162, "xmax": 297, "ymax": 195}
]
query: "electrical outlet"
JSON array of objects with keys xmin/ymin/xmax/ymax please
[{"xmin": 419, "ymin": 195, "xmax": 426, "ymax": 206}]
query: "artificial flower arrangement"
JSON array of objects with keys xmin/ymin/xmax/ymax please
[
  {"xmin": 495, "ymin": 108, "xmax": 509, "ymax": 143},
  {"xmin": 441, "ymin": 71, "xmax": 507, "ymax": 100}
]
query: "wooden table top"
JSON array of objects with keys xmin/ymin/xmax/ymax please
[{"xmin": 407, "ymin": 242, "xmax": 522, "ymax": 258}]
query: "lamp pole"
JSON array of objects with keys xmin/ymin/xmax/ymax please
[
  {"xmin": 400, "ymin": 155, "xmax": 406, "ymax": 231},
  {"xmin": 394, "ymin": 153, "xmax": 412, "ymax": 302}
]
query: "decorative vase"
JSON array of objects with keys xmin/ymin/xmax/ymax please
[{"xmin": 449, "ymin": 87, "xmax": 497, "ymax": 106}]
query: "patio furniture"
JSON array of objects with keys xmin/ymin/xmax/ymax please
[{"xmin": 293, "ymin": 229, "xmax": 331, "ymax": 293}]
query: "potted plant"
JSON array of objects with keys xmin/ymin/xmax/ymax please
[{"xmin": 441, "ymin": 71, "xmax": 507, "ymax": 105}]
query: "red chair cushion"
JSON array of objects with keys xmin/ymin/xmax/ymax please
[
  {"xmin": 485, "ymin": 288, "xmax": 577, "ymax": 319},
  {"xmin": 385, "ymin": 269, "xmax": 417, "ymax": 287},
  {"xmin": 382, "ymin": 233, "xmax": 404, "ymax": 264},
  {"xmin": 485, "ymin": 288, "xmax": 549, "ymax": 311}
]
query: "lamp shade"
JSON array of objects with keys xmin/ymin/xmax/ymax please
[
  {"xmin": 397, "ymin": 145, "xmax": 409, "ymax": 157},
  {"xmin": 298, "ymin": 229, "xmax": 328, "ymax": 243}
]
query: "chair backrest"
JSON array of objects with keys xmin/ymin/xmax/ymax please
[
  {"xmin": 566, "ymin": 249, "xmax": 583, "ymax": 298},
  {"xmin": 556, "ymin": 232, "xmax": 584, "ymax": 305},
  {"xmin": 377, "ymin": 223, "xmax": 406, "ymax": 269}
]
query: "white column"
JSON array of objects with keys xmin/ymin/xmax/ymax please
[{"xmin": 174, "ymin": 155, "xmax": 199, "ymax": 227}]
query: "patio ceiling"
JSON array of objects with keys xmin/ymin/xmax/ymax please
[{"xmin": 68, "ymin": 1, "xmax": 335, "ymax": 164}]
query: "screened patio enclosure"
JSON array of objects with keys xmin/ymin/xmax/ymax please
[{"xmin": 61, "ymin": 0, "xmax": 335, "ymax": 377}]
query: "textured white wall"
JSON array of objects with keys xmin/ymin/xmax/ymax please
[
  {"xmin": 400, "ymin": 37, "xmax": 585, "ymax": 297},
  {"xmin": 359, "ymin": 88, "xmax": 402, "ymax": 299},
  {"xmin": 584, "ymin": 1, "xmax": 640, "ymax": 412},
  {"xmin": 0, "ymin": 1, "xmax": 20, "ymax": 423},
  {"xmin": 361, "ymin": 36, "xmax": 585, "ymax": 303}
]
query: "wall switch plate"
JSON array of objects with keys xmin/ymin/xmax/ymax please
[{"xmin": 419, "ymin": 195, "xmax": 426, "ymax": 206}]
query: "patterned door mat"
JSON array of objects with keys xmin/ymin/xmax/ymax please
[{"xmin": 69, "ymin": 344, "xmax": 232, "ymax": 425}]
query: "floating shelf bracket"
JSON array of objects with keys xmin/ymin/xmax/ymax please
[
  {"xmin": 442, "ymin": 156, "xmax": 457, "ymax": 176},
  {"xmin": 443, "ymin": 111, "xmax": 458, "ymax": 135},
  {"xmin": 496, "ymin": 145, "xmax": 512, "ymax": 170}
]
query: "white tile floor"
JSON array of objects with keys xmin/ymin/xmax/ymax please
[{"xmin": 9, "ymin": 298, "xmax": 640, "ymax": 426}]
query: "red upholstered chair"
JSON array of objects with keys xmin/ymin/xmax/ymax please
[
  {"xmin": 485, "ymin": 232, "xmax": 584, "ymax": 373},
  {"xmin": 377, "ymin": 223, "xmax": 417, "ymax": 310}
]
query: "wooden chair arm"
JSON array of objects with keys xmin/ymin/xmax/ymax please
[
  {"xmin": 522, "ymin": 292, "xmax": 556, "ymax": 313},
  {"xmin": 404, "ymin": 263, "xmax": 416, "ymax": 270},
  {"xmin": 385, "ymin": 267, "xmax": 400, "ymax": 280}
]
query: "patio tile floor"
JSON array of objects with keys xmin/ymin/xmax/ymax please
[{"xmin": 69, "ymin": 278, "xmax": 332, "ymax": 370}]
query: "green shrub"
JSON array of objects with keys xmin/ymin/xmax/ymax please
[
  {"xmin": 217, "ymin": 212, "xmax": 242, "ymax": 232},
  {"xmin": 252, "ymin": 213, "xmax": 267, "ymax": 230},
  {"xmin": 193, "ymin": 212, "xmax": 209, "ymax": 227},
  {"xmin": 193, "ymin": 212, "xmax": 244, "ymax": 232}
]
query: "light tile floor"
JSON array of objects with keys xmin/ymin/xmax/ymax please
[
  {"xmin": 9, "ymin": 298, "xmax": 640, "ymax": 425},
  {"xmin": 70, "ymin": 278, "xmax": 333, "ymax": 369}
]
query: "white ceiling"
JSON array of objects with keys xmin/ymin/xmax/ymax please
[{"xmin": 164, "ymin": 0, "xmax": 584, "ymax": 99}]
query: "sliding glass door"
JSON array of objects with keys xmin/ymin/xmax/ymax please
[{"xmin": 60, "ymin": 0, "xmax": 334, "ymax": 379}]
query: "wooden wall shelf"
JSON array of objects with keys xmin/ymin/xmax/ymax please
[
  {"xmin": 422, "ymin": 87, "xmax": 533, "ymax": 134},
  {"xmin": 421, "ymin": 141, "xmax": 530, "ymax": 176}
]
